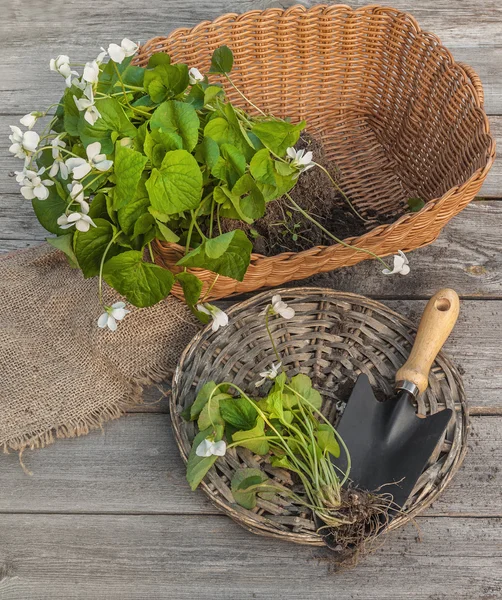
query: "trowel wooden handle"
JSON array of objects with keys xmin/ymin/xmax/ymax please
[{"xmin": 396, "ymin": 289, "xmax": 460, "ymax": 394}]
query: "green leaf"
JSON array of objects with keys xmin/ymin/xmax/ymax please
[
  {"xmin": 211, "ymin": 143, "xmax": 246, "ymax": 188},
  {"xmin": 176, "ymin": 271, "xmax": 203, "ymax": 306},
  {"xmin": 177, "ymin": 230, "xmax": 252, "ymax": 281},
  {"xmin": 79, "ymin": 98, "xmax": 137, "ymax": 154},
  {"xmin": 204, "ymin": 85, "xmax": 224, "ymax": 105},
  {"xmin": 250, "ymin": 148, "xmax": 276, "ymax": 185},
  {"xmin": 63, "ymin": 88, "xmax": 81, "ymax": 136},
  {"xmin": 251, "ymin": 120, "xmax": 305, "ymax": 156},
  {"xmin": 144, "ymin": 64, "xmax": 189, "ymax": 103},
  {"xmin": 408, "ymin": 197, "xmax": 425, "ymax": 212},
  {"xmin": 195, "ymin": 137, "xmax": 220, "ymax": 169},
  {"xmin": 31, "ymin": 187, "xmax": 68, "ymax": 235},
  {"xmin": 102, "ymin": 250, "xmax": 175, "ymax": 307},
  {"xmin": 148, "ymin": 53, "xmax": 171, "ymax": 68},
  {"xmin": 150, "ymin": 100, "xmax": 200, "ymax": 152},
  {"xmin": 232, "ymin": 417, "xmax": 269, "ymax": 455},
  {"xmin": 87, "ymin": 192, "xmax": 109, "ymax": 220},
  {"xmin": 231, "ymin": 468, "xmax": 268, "ymax": 509},
  {"xmin": 220, "ymin": 397, "xmax": 258, "ymax": 430},
  {"xmin": 186, "ymin": 426, "xmax": 223, "ymax": 491},
  {"xmin": 113, "ymin": 143, "xmax": 148, "ymax": 210},
  {"xmin": 221, "ymin": 174, "xmax": 265, "ymax": 223},
  {"xmin": 156, "ymin": 220, "xmax": 180, "ymax": 243},
  {"xmin": 132, "ymin": 213, "xmax": 155, "ymax": 239},
  {"xmin": 288, "ymin": 374, "xmax": 322, "ymax": 410},
  {"xmin": 47, "ymin": 233, "xmax": 78, "ymax": 268},
  {"xmin": 316, "ymin": 424, "xmax": 340, "ymax": 458},
  {"xmin": 189, "ymin": 381, "xmax": 218, "ymax": 421},
  {"xmin": 146, "ymin": 149, "xmax": 203, "ymax": 215},
  {"xmin": 198, "ymin": 393, "xmax": 230, "ymax": 431},
  {"xmin": 209, "ymin": 45, "xmax": 234, "ymax": 74},
  {"xmin": 74, "ymin": 218, "xmax": 118, "ymax": 278},
  {"xmin": 117, "ymin": 183, "xmax": 151, "ymax": 236}
]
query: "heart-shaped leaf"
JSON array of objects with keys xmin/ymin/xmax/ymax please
[
  {"xmin": 146, "ymin": 149, "xmax": 202, "ymax": 215},
  {"xmin": 103, "ymin": 250, "xmax": 174, "ymax": 307}
]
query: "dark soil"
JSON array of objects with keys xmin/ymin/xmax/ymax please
[{"xmin": 220, "ymin": 132, "xmax": 402, "ymax": 256}]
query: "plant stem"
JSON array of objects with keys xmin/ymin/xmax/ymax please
[
  {"xmin": 201, "ymin": 274, "xmax": 219, "ymax": 303},
  {"xmin": 147, "ymin": 242, "xmax": 155, "ymax": 263},
  {"xmin": 224, "ymin": 73, "xmax": 267, "ymax": 117},
  {"xmin": 264, "ymin": 311, "xmax": 282, "ymax": 364},
  {"xmin": 313, "ymin": 162, "xmax": 369, "ymax": 223},
  {"xmin": 98, "ymin": 231, "xmax": 121, "ymax": 305},
  {"xmin": 285, "ymin": 192, "xmax": 391, "ymax": 270},
  {"xmin": 112, "ymin": 62, "xmax": 151, "ymax": 118}
]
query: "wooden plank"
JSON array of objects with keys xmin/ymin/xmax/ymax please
[
  {"xmin": 2, "ymin": 114, "xmax": 501, "ymax": 196},
  {"xmin": 0, "ymin": 513, "xmax": 501, "ymax": 599},
  {"xmin": 1, "ymin": 7, "xmax": 502, "ymax": 115},
  {"xmin": 2, "ymin": 198, "xmax": 502, "ymax": 299},
  {"xmin": 0, "ymin": 413, "xmax": 500, "ymax": 517}
]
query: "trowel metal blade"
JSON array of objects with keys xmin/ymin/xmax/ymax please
[{"xmin": 334, "ymin": 374, "xmax": 452, "ymax": 512}]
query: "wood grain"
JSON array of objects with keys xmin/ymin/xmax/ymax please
[
  {"xmin": 0, "ymin": 414, "xmax": 499, "ymax": 517},
  {"xmin": 0, "ymin": 513, "xmax": 501, "ymax": 600}
]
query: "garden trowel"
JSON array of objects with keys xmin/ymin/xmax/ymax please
[{"xmin": 335, "ymin": 288, "xmax": 459, "ymax": 514}]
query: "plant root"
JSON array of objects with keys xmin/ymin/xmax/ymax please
[{"xmin": 315, "ymin": 487, "xmax": 396, "ymax": 568}]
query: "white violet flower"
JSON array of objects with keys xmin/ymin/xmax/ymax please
[
  {"xmin": 197, "ymin": 303, "xmax": 229, "ymax": 332},
  {"xmin": 66, "ymin": 141, "xmax": 113, "ymax": 180},
  {"xmin": 267, "ymin": 294, "xmax": 295, "ymax": 319},
  {"xmin": 57, "ymin": 211, "xmax": 96, "ymax": 233},
  {"xmin": 49, "ymin": 136, "xmax": 69, "ymax": 179},
  {"xmin": 255, "ymin": 362, "xmax": 282, "ymax": 388},
  {"xmin": 286, "ymin": 146, "xmax": 315, "ymax": 173},
  {"xmin": 19, "ymin": 168, "xmax": 54, "ymax": 201},
  {"xmin": 189, "ymin": 67, "xmax": 204, "ymax": 85},
  {"xmin": 382, "ymin": 250, "xmax": 410, "ymax": 276},
  {"xmin": 107, "ymin": 38, "xmax": 139, "ymax": 64},
  {"xmin": 97, "ymin": 302, "xmax": 130, "ymax": 332},
  {"xmin": 14, "ymin": 169, "xmax": 28, "ymax": 184},
  {"xmin": 9, "ymin": 126, "xmax": 40, "ymax": 159},
  {"xmin": 67, "ymin": 181, "xmax": 89, "ymax": 213},
  {"xmin": 20, "ymin": 112, "xmax": 41, "ymax": 129},
  {"xmin": 74, "ymin": 85, "xmax": 101, "ymax": 126},
  {"xmin": 96, "ymin": 49, "xmax": 108, "ymax": 65},
  {"xmin": 83, "ymin": 60, "xmax": 100, "ymax": 85},
  {"xmin": 196, "ymin": 438, "xmax": 227, "ymax": 458},
  {"xmin": 50, "ymin": 55, "xmax": 79, "ymax": 87}
]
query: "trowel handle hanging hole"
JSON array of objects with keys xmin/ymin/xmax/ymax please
[{"xmin": 435, "ymin": 297, "xmax": 451, "ymax": 312}]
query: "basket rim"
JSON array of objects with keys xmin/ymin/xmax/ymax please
[
  {"xmin": 141, "ymin": 3, "xmax": 496, "ymax": 265},
  {"xmin": 170, "ymin": 287, "xmax": 469, "ymax": 545}
]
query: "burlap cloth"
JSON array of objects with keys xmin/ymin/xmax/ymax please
[{"xmin": 0, "ymin": 244, "xmax": 201, "ymax": 457}]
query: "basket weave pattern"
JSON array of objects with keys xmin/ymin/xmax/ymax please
[
  {"xmin": 136, "ymin": 4, "xmax": 495, "ymax": 300},
  {"xmin": 171, "ymin": 288, "xmax": 468, "ymax": 545}
]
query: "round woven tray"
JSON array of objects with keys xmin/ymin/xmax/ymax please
[
  {"xmin": 171, "ymin": 288, "xmax": 468, "ymax": 546},
  {"xmin": 136, "ymin": 4, "xmax": 495, "ymax": 301}
]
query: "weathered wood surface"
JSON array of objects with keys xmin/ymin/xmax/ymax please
[
  {"xmin": 3, "ymin": 200, "xmax": 502, "ymax": 302},
  {"xmin": 0, "ymin": 414, "xmax": 500, "ymax": 517},
  {"xmin": 1, "ymin": 1, "xmax": 502, "ymax": 597},
  {"xmin": 1, "ymin": 514, "xmax": 501, "ymax": 600}
]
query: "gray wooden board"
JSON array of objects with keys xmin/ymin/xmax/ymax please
[
  {"xmin": 2, "ymin": 0, "xmax": 502, "ymax": 596},
  {"xmin": 1, "ymin": 198, "xmax": 502, "ymax": 297},
  {"xmin": 0, "ymin": 413, "xmax": 499, "ymax": 517},
  {"xmin": 0, "ymin": 513, "xmax": 501, "ymax": 600}
]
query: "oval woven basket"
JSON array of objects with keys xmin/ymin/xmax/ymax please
[
  {"xmin": 171, "ymin": 288, "xmax": 468, "ymax": 546},
  {"xmin": 137, "ymin": 4, "xmax": 495, "ymax": 301}
]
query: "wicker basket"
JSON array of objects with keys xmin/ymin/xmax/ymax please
[
  {"xmin": 136, "ymin": 4, "xmax": 495, "ymax": 301},
  {"xmin": 171, "ymin": 288, "xmax": 468, "ymax": 545}
]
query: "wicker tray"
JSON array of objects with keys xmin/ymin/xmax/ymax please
[
  {"xmin": 136, "ymin": 4, "xmax": 495, "ymax": 301},
  {"xmin": 171, "ymin": 288, "xmax": 468, "ymax": 546}
]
